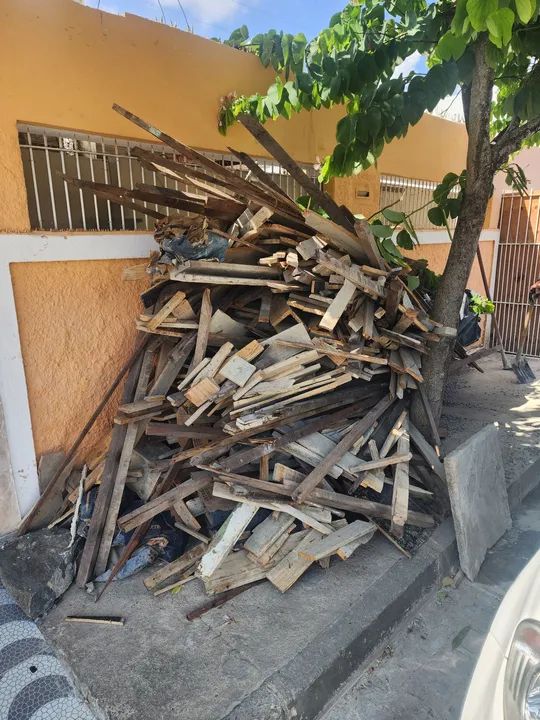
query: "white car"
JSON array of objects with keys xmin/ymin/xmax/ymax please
[{"xmin": 461, "ymin": 549, "xmax": 540, "ymax": 719}]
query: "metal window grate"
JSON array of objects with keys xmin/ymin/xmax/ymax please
[
  {"xmin": 380, "ymin": 175, "xmax": 458, "ymax": 231},
  {"xmin": 18, "ymin": 124, "xmax": 318, "ymax": 232},
  {"xmin": 491, "ymin": 192, "xmax": 540, "ymax": 357}
]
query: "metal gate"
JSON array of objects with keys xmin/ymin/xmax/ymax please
[{"xmin": 492, "ymin": 192, "xmax": 540, "ymax": 356}]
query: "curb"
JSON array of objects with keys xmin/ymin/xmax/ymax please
[{"xmin": 222, "ymin": 466, "xmax": 540, "ymax": 720}]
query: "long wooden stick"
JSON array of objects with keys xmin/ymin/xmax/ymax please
[
  {"xmin": 475, "ymin": 246, "xmax": 510, "ymax": 369},
  {"xmin": 19, "ymin": 336, "xmax": 149, "ymax": 535}
]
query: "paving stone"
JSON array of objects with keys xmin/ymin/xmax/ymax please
[{"xmin": 444, "ymin": 424, "xmax": 511, "ymax": 581}]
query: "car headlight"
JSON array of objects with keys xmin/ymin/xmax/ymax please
[{"xmin": 505, "ymin": 619, "xmax": 540, "ymax": 719}]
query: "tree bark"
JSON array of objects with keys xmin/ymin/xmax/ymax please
[{"xmin": 412, "ymin": 38, "xmax": 495, "ymax": 433}]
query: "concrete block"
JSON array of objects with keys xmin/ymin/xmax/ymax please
[
  {"xmin": 0, "ymin": 528, "xmax": 75, "ymax": 618},
  {"xmin": 444, "ymin": 424, "xmax": 511, "ymax": 581}
]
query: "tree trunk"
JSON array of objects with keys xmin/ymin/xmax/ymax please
[{"xmin": 412, "ymin": 38, "xmax": 495, "ymax": 435}]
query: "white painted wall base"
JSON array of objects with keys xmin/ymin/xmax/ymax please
[{"xmin": 0, "ymin": 232, "xmax": 154, "ymax": 528}]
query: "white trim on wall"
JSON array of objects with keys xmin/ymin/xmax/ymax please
[
  {"xmin": 0, "ymin": 232, "xmax": 154, "ymax": 520},
  {"xmin": 417, "ymin": 229, "xmax": 499, "ymax": 244}
]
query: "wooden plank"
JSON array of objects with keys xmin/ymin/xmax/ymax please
[
  {"xmin": 390, "ymin": 418, "xmax": 410, "ymax": 538},
  {"xmin": 149, "ymin": 333, "xmax": 196, "ymax": 396},
  {"xmin": 218, "ymin": 396, "xmax": 380, "ymax": 472},
  {"xmin": 146, "ymin": 291, "xmax": 186, "ymax": 331},
  {"xmin": 202, "ymin": 549, "xmax": 267, "ymax": 595},
  {"xmin": 238, "ymin": 113, "xmax": 353, "ymax": 230},
  {"xmin": 266, "ymin": 529, "xmax": 322, "ymax": 592},
  {"xmin": 298, "ymin": 520, "xmax": 375, "ymax": 562},
  {"xmin": 174, "ymin": 260, "xmax": 281, "ymax": 279},
  {"xmin": 212, "ymin": 483, "xmax": 333, "ymax": 535},
  {"xmin": 170, "ymin": 270, "xmax": 299, "ymax": 291},
  {"xmin": 76, "ymin": 346, "xmax": 146, "ymax": 586},
  {"xmin": 198, "ymin": 503, "xmax": 259, "ymax": 578},
  {"xmin": 244, "ymin": 512, "xmax": 295, "ymax": 558},
  {"xmin": 349, "ymin": 452, "xmax": 412, "ymax": 474},
  {"xmin": 200, "ymin": 467, "xmax": 434, "ymax": 528},
  {"xmin": 118, "ymin": 474, "xmax": 212, "ymax": 532},
  {"xmin": 319, "ymin": 279, "xmax": 356, "ymax": 331},
  {"xmin": 94, "ymin": 344, "xmax": 157, "ymax": 575},
  {"xmin": 292, "ymin": 395, "xmax": 395, "ymax": 503},
  {"xmin": 219, "ymin": 356, "xmax": 256, "ymax": 387},
  {"xmin": 185, "ymin": 377, "xmax": 220, "ymax": 407},
  {"xmin": 189, "ymin": 288, "xmax": 212, "ymax": 373},
  {"xmin": 409, "ymin": 422, "xmax": 446, "ymax": 480},
  {"xmin": 144, "ymin": 544, "xmax": 206, "ymax": 591}
]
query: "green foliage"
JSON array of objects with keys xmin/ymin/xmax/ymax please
[
  {"xmin": 469, "ymin": 292, "xmax": 495, "ymax": 314},
  {"xmin": 218, "ymin": 0, "xmax": 540, "ymax": 184}
]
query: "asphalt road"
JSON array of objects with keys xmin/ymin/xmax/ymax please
[{"xmin": 319, "ymin": 484, "xmax": 540, "ymax": 720}]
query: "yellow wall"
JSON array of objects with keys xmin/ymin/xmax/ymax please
[
  {"xmin": 10, "ymin": 258, "xmax": 148, "ymax": 462},
  {"xmin": 0, "ymin": 0, "xmax": 470, "ymax": 233},
  {"xmin": 407, "ymin": 241, "xmax": 495, "ymax": 296}
]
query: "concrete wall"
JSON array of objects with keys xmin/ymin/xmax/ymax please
[{"xmin": 0, "ymin": 0, "xmax": 496, "ymax": 533}]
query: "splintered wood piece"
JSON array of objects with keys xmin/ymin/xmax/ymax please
[
  {"xmin": 197, "ymin": 342, "xmax": 234, "ymax": 381},
  {"xmin": 266, "ymin": 529, "xmax": 322, "ymax": 592},
  {"xmin": 390, "ymin": 416, "xmax": 410, "ymax": 538},
  {"xmin": 219, "ymin": 356, "xmax": 256, "ymax": 387},
  {"xmin": 146, "ymin": 291, "xmax": 186, "ymax": 331},
  {"xmin": 380, "ymin": 410, "xmax": 408, "ymax": 458},
  {"xmin": 118, "ymin": 474, "xmax": 211, "ymax": 532},
  {"xmin": 76, "ymin": 345, "xmax": 146, "ymax": 586},
  {"xmin": 349, "ymin": 452, "xmax": 412, "ymax": 474},
  {"xmin": 185, "ymin": 377, "xmax": 220, "ymax": 407},
  {"xmin": 319, "ymin": 279, "xmax": 357, "ymax": 331},
  {"xmin": 170, "ymin": 270, "xmax": 299, "ymax": 290},
  {"xmin": 244, "ymin": 513, "xmax": 295, "ymax": 558},
  {"xmin": 236, "ymin": 339, "xmax": 265, "ymax": 362},
  {"xmin": 149, "ymin": 333, "xmax": 196, "ymax": 396},
  {"xmin": 202, "ymin": 550, "xmax": 267, "ymax": 595},
  {"xmin": 238, "ymin": 113, "xmax": 353, "ymax": 231},
  {"xmin": 292, "ymin": 395, "xmax": 395, "ymax": 504},
  {"xmin": 117, "ymin": 397, "xmax": 165, "ymax": 416},
  {"xmin": 95, "ymin": 344, "xmax": 157, "ymax": 576},
  {"xmin": 198, "ymin": 503, "xmax": 259, "ymax": 579},
  {"xmin": 298, "ymin": 520, "xmax": 375, "ymax": 562},
  {"xmin": 189, "ymin": 288, "xmax": 212, "ymax": 373},
  {"xmin": 144, "ymin": 543, "xmax": 206, "ymax": 591},
  {"xmin": 409, "ymin": 422, "xmax": 446, "ymax": 480},
  {"xmin": 212, "ymin": 483, "xmax": 333, "ymax": 535},
  {"xmin": 200, "ymin": 468, "xmax": 434, "ymax": 528}
]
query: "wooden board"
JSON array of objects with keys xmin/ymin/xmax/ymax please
[{"xmin": 198, "ymin": 502, "xmax": 259, "ymax": 578}]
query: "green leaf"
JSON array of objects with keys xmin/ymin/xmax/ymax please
[
  {"xmin": 407, "ymin": 275, "xmax": 420, "ymax": 291},
  {"xmin": 383, "ymin": 208, "xmax": 407, "ymax": 223},
  {"xmin": 366, "ymin": 106, "xmax": 382, "ymax": 138},
  {"xmin": 515, "ymin": 0, "xmax": 534, "ymax": 23},
  {"xmin": 396, "ymin": 228, "xmax": 414, "ymax": 249},
  {"xmin": 370, "ymin": 223, "xmax": 394, "ymax": 238},
  {"xmin": 435, "ymin": 31, "xmax": 467, "ymax": 61},
  {"xmin": 428, "ymin": 206, "xmax": 447, "ymax": 226},
  {"xmin": 336, "ymin": 115, "xmax": 357, "ymax": 145},
  {"xmin": 466, "ymin": 0, "xmax": 497, "ymax": 31},
  {"xmin": 486, "ymin": 8, "xmax": 515, "ymax": 47},
  {"xmin": 267, "ymin": 81, "xmax": 283, "ymax": 105}
]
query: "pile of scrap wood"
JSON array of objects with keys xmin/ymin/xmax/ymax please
[{"xmin": 22, "ymin": 105, "xmax": 451, "ymax": 603}]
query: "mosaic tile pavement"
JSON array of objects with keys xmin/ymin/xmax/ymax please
[{"xmin": 0, "ymin": 586, "xmax": 95, "ymax": 720}]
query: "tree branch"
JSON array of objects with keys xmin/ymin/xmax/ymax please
[{"xmin": 493, "ymin": 116, "xmax": 540, "ymax": 168}]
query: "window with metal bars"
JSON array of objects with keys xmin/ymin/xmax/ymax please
[
  {"xmin": 380, "ymin": 174, "xmax": 458, "ymax": 231},
  {"xmin": 18, "ymin": 125, "xmax": 318, "ymax": 232}
]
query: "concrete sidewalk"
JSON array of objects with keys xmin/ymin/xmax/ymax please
[
  {"xmin": 320, "ymin": 483, "xmax": 540, "ymax": 720},
  {"xmin": 36, "ymin": 357, "xmax": 540, "ymax": 720}
]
